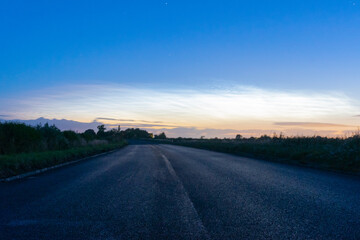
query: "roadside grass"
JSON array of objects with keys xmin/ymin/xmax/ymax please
[
  {"xmin": 155, "ymin": 135, "xmax": 360, "ymax": 173},
  {"xmin": 0, "ymin": 141, "xmax": 127, "ymax": 179}
]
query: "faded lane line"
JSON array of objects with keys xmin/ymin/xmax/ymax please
[{"xmin": 155, "ymin": 146, "xmax": 211, "ymax": 240}]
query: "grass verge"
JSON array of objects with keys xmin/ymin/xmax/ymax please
[
  {"xmin": 0, "ymin": 141, "xmax": 127, "ymax": 179},
  {"xmin": 154, "ymin": 137, "xmax": 360, "ymax": 173}
]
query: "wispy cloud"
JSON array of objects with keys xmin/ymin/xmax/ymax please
[
  {"xmin": 274, "ymin": 122, "xmax": 355, "ymax": 128},
  {"xmin": 95, "ymin": 117, "xmax": 136, "ymax": 122},
  {"xmin": 1, "ymin": 84, "xmax": 359, "ymax": 135},
  {"xmin": 95, "ymin": 117, "xmax": 165, "ymax": 124},
  {"xmin": 106, "ymin": 123, "xmax": 179, "ymax": 128}
]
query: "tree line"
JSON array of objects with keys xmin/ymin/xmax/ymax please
[{"xmin": 0, "ymin": 122, "xmax": 165, "ymax": 155}]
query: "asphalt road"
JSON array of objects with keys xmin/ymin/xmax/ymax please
[{"xmin": 1, "ymin": 143, "xmax": 360, "ymax": 239}]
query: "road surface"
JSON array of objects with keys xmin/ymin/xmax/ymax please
[{"xmin": 1, "ymin": 143, "xmax": 360, "ymax": 239}]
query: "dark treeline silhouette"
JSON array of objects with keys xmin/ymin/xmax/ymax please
[
  {"xmin": 0, "ymin": 122, "xmax": 153, "ymax": 155},
  {"xmin": 154, "ymin": 132, "xmax": 167, "ymax": 139},
  {"xmin": 121, "ymin": 128, "xmax": 153, "ymax": 139}
]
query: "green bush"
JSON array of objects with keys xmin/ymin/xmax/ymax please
[
  {"xmin": 0, "ymin": 121, "xmax": 142, "ymax": 178},
  {"xmin": 0, "ymin": 122, "xmax": 41, "ymax": 154},
  {"xmin": 0, "ymin": 122, "xmax": 129, "ymax": 155}
]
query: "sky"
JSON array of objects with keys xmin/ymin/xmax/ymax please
[{"xmin": 1, "ymin": 0, "xmax": 360, "ymax": 137}]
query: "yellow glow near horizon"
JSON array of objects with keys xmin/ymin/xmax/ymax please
[{"xmin": 1, "ymin": 84, "xmax": 359, "ymax": 137}]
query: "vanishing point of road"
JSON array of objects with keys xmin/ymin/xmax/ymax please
[{"xmin": 1, "ymin": 143, "xmax": 360, "ymax": 239}]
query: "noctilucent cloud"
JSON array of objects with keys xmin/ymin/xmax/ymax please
[{"xmin": 1, "ymin": 1, "xmax": 360, "ymax": 137}]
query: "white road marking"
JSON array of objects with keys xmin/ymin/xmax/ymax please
[{"xmin": 157, "ymin": 148, "xmax": 211, "ymax": 239}]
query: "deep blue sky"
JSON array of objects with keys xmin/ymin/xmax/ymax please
[
  {"xmin": 1, "ymin": 1, "xmax": 360, "ymax": 137},
  {"xmin": 1, "ymin": 0, "xmax": 359, "ymax": 96}
]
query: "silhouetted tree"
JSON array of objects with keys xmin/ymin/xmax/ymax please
[
  {"xmin": 82, "ymin": 129, "xmax": 96, "ymax": 141},
  {"xmin": 155, "ymin": 132, "xmax": 166, "ymax": 139},
  {"xmin": 122, "ymin": 128, "xmax": 152, "ymax": 139},
  {"xmin": 63, "ymin": 130, "xmax": 79, "ymax": 142},
  {"xmin": 37, "ymin": 123, "xmax": 67, "ymax": 150},
  {"xmin": 97, "ymin": 125, "xmax": 106, "ymax": 138},
  {"xmin": 235, "ymin": 134, "xmax": 242, "ymax": 140}
]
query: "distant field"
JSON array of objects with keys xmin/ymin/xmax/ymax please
[
  {"xmin": 0, "ymin": 142, "xmax": 127, "ymax": 179},
  {"xmin": 154, "ymin": 135, "xmax": 360, "ymax": 173}
]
